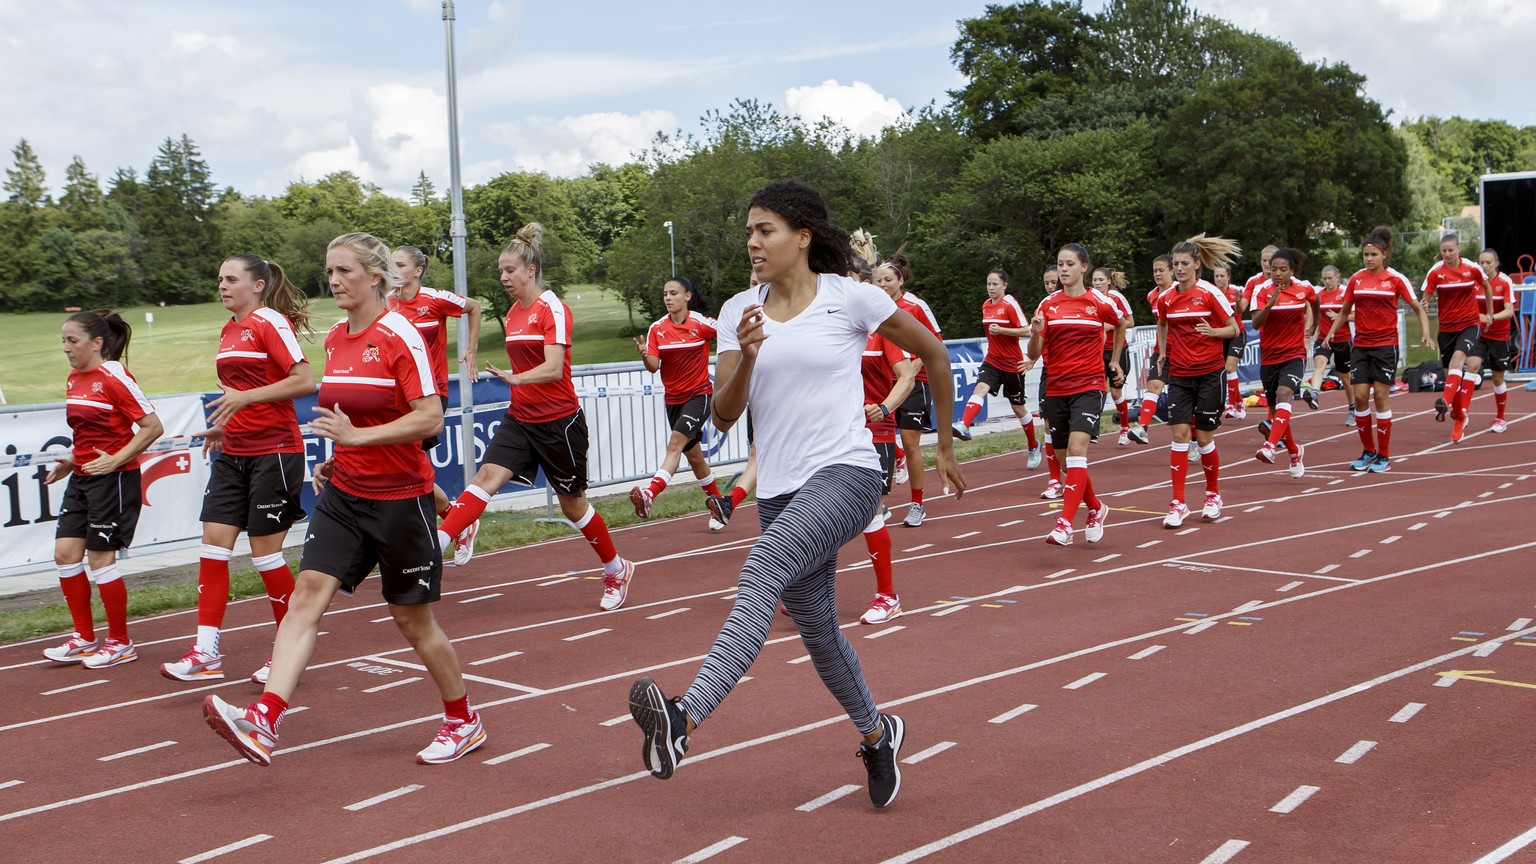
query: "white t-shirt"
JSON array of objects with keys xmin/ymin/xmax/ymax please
[{"xmin": 716, "ymin": 274, "xmax": 898, "ymax": 499}]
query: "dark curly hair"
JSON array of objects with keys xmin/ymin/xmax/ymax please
[{"xmin": 748, "ymin": 180, "xmax": 853, "ymax": 277}]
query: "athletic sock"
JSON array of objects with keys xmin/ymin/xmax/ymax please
[
  {"xmin": 57, "ymin": 562, "xmax": 94, "ymax": 640},
  {"xmin": 1495, "ymin": 383, "xmax": 1508, "ymax": 419},
  {"xmin": 911, "ymin": 488, "xmax": 924, "ymax": 506},
  {"xmin": 93, "ymin": 565, "xmax": 129, "ymax": 643},
  {"xmin": 1022, "ymin": 415, "xmax": 1038, "ymax": 448},
  {"xmin": 443, "ymin": 693, "xmax": 473, "ymax": 724},
  {"xmin": 729, "ymin": 486, "xmax": 748, "ymax": 507},
  {"xmin": 698, "ymin": 474, "xmax": 722, "ymax": 498},
  {"xmin": 438, "ymin": 485, "xmax": 491, "ymax": 544},
  {"xmin": 1445, "ymin": 370, "xmax": 1464, "ymax": 417},
  {"xmin": 1170, "ymin": 442, "xmax": 1190, "ymax": 501},
  {"xmin": 1115, "ymin": 399, "xmax": 1129, "ymax": 429},
  {"xmin": 255, "ymin": 692, "xmax": 288, "ymax": 733},
  {"xmin": 1139, "ymin": 395, "xmax": 1158, "ymax": 427},
  {"xmin": 646, "ymin": 469, "xmax": 671, "ymax": 498},
  {"xmin": 252, "ymin": 552, "xmax": 294, "ymax": 629},
  {"xmin": 1375, "ymin": 411, "xmax": 1393, "ymax": 458},
  {"xmin": 1226, "ymin": 371, "xmax": 1241, "ymax": 406},
  {"xmin": 863, "ymin": 524, "xmax": 895, "ymax": 597},
  {"xmin": 1355, "ymin": 408, "xmax": 1375, "ymax": 452},
  {"xmin": 961, "ymin": 398, "xmax": 983, "ymax": 428},
  {"xmin": 1199, "ymin": 441, "xmax": 1220, "ymax": 492},
  {"xmin": 196, "ymin": 544, "xmax": 233, "ymax": 653},
  {"xmin": 572, "ymin": 506, "xmax": 621, "ymax": 572},
  {"xmin": 1456, "ymin": 374, "xmax": 1478, "ymax": 420},
  {"xmin": 1082, "ymin": 471, "xmax": 1101, "ymax": 512},
  {"xmin": 1266, "ymin": 403, "xmax": 1293, "ymax": 449},
  {"xmin": 1062, "ymin": 457, "xmax": 1089, "ymax": 524},
  {"xmin": 1044, "ymin": 443, "xmax": 1061, "ymax": 484},
  {"xmin": 1282, "ymin": 424, "xmax": 1299, "ymax": 455}
]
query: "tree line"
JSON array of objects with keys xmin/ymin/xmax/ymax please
[{"xmin": 3, "ymin": 0, "xmax": 1533, "ymax": 338}]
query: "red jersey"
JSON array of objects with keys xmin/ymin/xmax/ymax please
[
  {"xmin": 1146, "ymin": 286, "xmax": 1169, "ymax": 319},
  {"xmin": 318, "ymin": 312, "xmax": 436, "ymax": 500},
  {"xmin": 1250, "ymin": 279, "xmax": 1317, "ymax": 365},
  {"xmin": 64, "ymin": 361, "xmax": 156, "ymax": 475},
  {"xmin": 1421, "ymin": 258, "xmax": 1488, "ymax": 332},
  {"xmin": 862, "ymin": 333, "xmax": 908, "ymax": 443},
  {"xmin": 1480, "ymin": 272, "xmax": 1518, "ymax": 341},
  {"xmin": 1342, "ymin": 268, "xmax": 1416, "ymax": 348},
  {"xmin": 981, "ymin": 295, "xmax": 1027, "ymax": 368},
  {"xmin": 896, "ymin": 293, "xmax": 941, "ymax": 383},
  {"xmin": 1242, "ymin": 272, "xmax": 1266, "ymax": 308},
  {"xmin": 1317, "ymin": 284, "xmax": 1348, "ymax": 338},
  {"xmin": 387, "ymin": 286, "xmax": 469, "ymax": 396},
  {"xmin": 1105, "ymin": 289, "xmax": 1134, "ymax": 327},
  {"xmin": 1155, "ymin": 280, "xmax": 1235, "ymax": 377},
  {"xmin": 503, "ymin": 290, "xmax": 579, "ymax": 423},
  {"xmin": 645, "ymin": 311, "xmax": 717, "ymax": 405},
  {"xmin": 215, "ymin": 307, "xmax": 307, "ymax": 456},
  {"xmin": 1034, "ymin": 289, "xmax": 1124, "ymax": 396}
]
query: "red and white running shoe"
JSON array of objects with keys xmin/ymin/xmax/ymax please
[
  {"xmin": 162, "ymin": 645, "xmax": 225, "ymax": 681},
  {"xmin": 450, "ymin": 519, "xmax": 480, "ymax": 567},
  {"xmin": 630, "ymin": 486, "xmax": 654, "ymax": 519},
  {"xmin": 81, "ymin": 638, "xmax": 137, "ymax": 669},
  {"xmin": 860, "ymin": 593, "xmax": 902, "ymax": 625},
  {"xmin": 1200, "ymin": 492, "xmax": 1223, "ymax": 521},
  {"xmin": 1084, "ymin": 503, "xmax": 1109, "ymax": 543},
  {"xmin": 416, "ymin": 712, "xmax": 487, "ymax": 764},
  {"xmin": 1045, "ymin": 517, "xmax": 1073, "ymax": 546},
  {"xmin": 600, "ymin": 559, "xmax": 636, "ymax": 611},
  {"xmin": 1163, "ymin": 500, "xmax": 1190, "ymax": 528},
  {"xmin": 1040, "ymin": 481, "xmax": 1064, "ymax": 500},
  {"xmin": 203, "ymin": 694, "xmax": 277, "ymax": 766},
  {"xmin": 42, "ymin": 634, "xmax": 99, "ymax": 664}
]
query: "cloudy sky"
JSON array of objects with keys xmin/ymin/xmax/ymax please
[{"xmin": 1, "ymin": 0, "xmax": 1531, "ymax": 200}]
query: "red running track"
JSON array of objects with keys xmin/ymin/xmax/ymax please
[{"xmin": 1, "ymin": 390, "xmax": 1534, "ymax": 864}]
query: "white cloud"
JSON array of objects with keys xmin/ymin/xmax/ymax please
[
  {"xmin": 482, "ymin": 109, "xmax": 677, "ymax": 176},
  {"xmin": 785, "ymin": 80, "xmax": 908, "ymax": 138}
]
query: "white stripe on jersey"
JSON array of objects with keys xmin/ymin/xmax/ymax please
[
  {"xmin": 251, "ymin": 306, "xmax": 306, "ymax": 366},
  {"xmin": 657, "ymin": 340, "xmax": 707, "ymax": 350},
  {"xmin": 904, "ymin": 293, "xmax": 942, "ymax": 333},
  {"xmin": 66, "ymin": 398, "xmax": 115, "ymax": 411},
  {"xmin": 541, "ymin": 290, "xmax": 570, "ymax": 345},
  {"xmin": 376, "ymin": 310, "xmax": 436, "ymax": 398},
  {"xmin": 99, "ymin": 361, "xmax": 156, "ymax": 415},
  {"xmin": 420, "ymin": 285, "xmax": 469, "ymax": 309},
  {"xmin": 217, "ymin": 351, "xmax": 269, "ymax": 360},
  {"xmin": 321, "ymin": 375, "xmax": 398, "ymax": 387}
]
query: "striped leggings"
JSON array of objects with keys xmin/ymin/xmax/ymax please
[{"xmin": 680, "ymin": 463, "xmax": 885, "ymax": 735}]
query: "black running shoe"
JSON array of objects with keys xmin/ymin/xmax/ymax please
[
  {"xmin": 1302, "ymin": 388, "xmax": 1319, "ymax": 410},
  {"xmin": 951, "ymin": 423, "xmax": 972, "ymax": 442},
  {"xmin": 857, "ymin": 713, "xmax": 905, "ymax": 807},
  {"xmin": 1257, "ymin": 420, "xmax": 1272, "ymax": 440},
  {"xmin": 705, "ymin": 494, "xmax": 734, "ymax": 527},
  {"xmin": 1434, "ymin": 397, "xmax": 1448, "ymax": 422},
  {"xmin": 629, "ymin": 677, "xmax": 689, "ymax": 779}
]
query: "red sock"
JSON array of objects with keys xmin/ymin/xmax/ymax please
[
  {"xmin": 730, "ymin": 486, "xmax": 748, "ymax": 507},
  {"xmin": 1445, "ymin": 370, "xmax": 1463, "ymax": 418},
  {"xmin": 700, "ymin": 476, "xmax": 722, "ymax": 498},
  {"xmin": 1375, "ymin": 412, "xmax": 1393, "ymax": 458},
  {"xmin": 961, "ymin": 400, "xmax": 983, "ymax": 427},
  {"xmin": 1045, "ymin": 443, "xmax": 1061, "ymax": 484},
  {"xmin": 647, "ymin": 470, "xmax": 670, "ymax": 498},
  {"xmin": 1115, "ymin": 399, "xmax": 1129, "ymax": 429},
  {"xmin": 1226, "ymin": 372, "xmax": 1241, "ymax": 406},
  {"xmin": 1267, "ymin": 405, "xmax": 1292, "ymax": 449},
  {"xmin": 440, "ymin": 486, "xmax": 491, "ymax": 539},
  {"xmin": 196, "ymin": 549, "xmax": 231, "ymax": 629},
  {"xmin": 1082, "ymin": 472, "xmax": 1101, "ymax": 511},
  {"xmin": 1282, "ymin": 425, "xmax": 1299, "ymax": 455},
  {"xmin": 1355, "ymin": 410, "xmax": 1375, "ymax": 452},
  {"xmin": 1022, "ymin": 416, "xmax": 1038, "ymax": 448},
  {"xmin": 1456, "ymin": 376, "xmax": 1477, "ymax": 420},
  {"xmin": 1062, "ymin": 460, "xmax": 1089, "ymax": 524},
  {"xmin": 94, "ymin": 568, "xmax": 129, "ymax": 643},
  {"xmin": 894, "ymin": 443, "xmax": 905, "ymax": 461},
  {"xmin": 864, "ymin": 526, "xmax": 894, "ymax": 597},
  {"xmin": 1496, "ymin": 385, "xmax": 1508, "ymax": 419},
  {"xmin": 1170, "ymin": 444, "xmax": 1189, "ymax": 501},
  {"xmin": 443, "ymin": 693, "xmax": 473, "ymax": 723},
  {"xmin": 253, "ymin": 553, "xmax": 294, "ymax": 628},
  {"xmin": 911, "ymin": 488, "xmax": 924, "ymax": 505},
  {"xmin": 57, "ymin": 564, "xmax": 94, "ymax": 639},
  {"xmin": 1138, "ymin": 395, "xmax": 1158, "ymax": 426},
  {"xmin": 574, "ymin": 507, "xmax": 619, "ymax": 565},
  {"xmin": 256, "ymin": 692, "xmax": 288, "ymax": 732},
  {"xmin": 437, "ymin": 505, "xmax": 452, "ymax": 518},
  {"xmin": 1200, "ymin": 444, "xmax": 1220, "ymax": 493}
]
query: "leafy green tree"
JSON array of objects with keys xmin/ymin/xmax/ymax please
[
  {"xmin": 948, "ymin": 1, "xmax": 1102, "ymax": 139},
  {"xmin": 72, "ymin": 229, "xmax": 145, "ymax": 308},
  {"xmin": 280, "ymin": 217, "xmax": 349, "ymax": 296},
  {"xmin": 59, "ymin": 156, "xmax": 104, "ymax": 233},
  {"xmin": 4, "ymin": 139, "xmax": 49, "ymax": 207},
  {"xmin": 1401, "ymin": 117, "xmax": 1531, "ymax": 203},
  {"xmin": 141, "ymin": 135, "xmax": 218, "ymax": 303},
  {"xmin": 214, "ymin": 194, "xmax": 291, "ymax": 260},
  {"xmin": 410, "ymin": 171, "xmax": 437, "ymax": 207}
]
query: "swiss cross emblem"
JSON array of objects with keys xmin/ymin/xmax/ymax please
[
  {"xmin": 527, "ymin": 312, "xmax": 538, "ymax": 324},
  {"xmin": 417, "ymin": 306, "xmax": 430, "ymax": 317},
  {"xmin": 241, "ymin": 329, "xmax": 256, "ymax": 343},
  {"xmin": 91, "ymin": 381, "xmax": 104, "ymax": 393},
  {"xmin": 361, "ymin": 346, "xmax": 382, "ymax": 364}
]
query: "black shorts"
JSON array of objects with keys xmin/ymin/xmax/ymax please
[
  {"xmin": 1260, "ymin": 359, "xmax": 1305, "ymax": 405},
  {"xmin": 200, "ymin": 452, "xmax": 306, "ymax": 536},
  {"xmin": 874, "ymin": 441, "xmax": 896, "ymax": 495},
  {"xmin": 1036, "ymin": 367, "xmax": 1047, "ymax": 403},
  {"xmin": 1438, "ymin": 325, "xmax": 1480, "ymax": 367},
  {"xmin": 1166, "ymin": 370, "xmax": 1224, "ymax": 431},
  {"xmin": 422, "ymin": 395, "xmax": 451, "ymax": 452},
  {"xmin": 1313, "ymin": 338, "xmax": 1351, "ymax": 372},
  {"xmin": 1146, "ymin": 351, "xmax": 1169, "ymax": 385},
  {"xmin": 1101, "ymin": 350, "xmax": 1129, "ymax": 385},
  {"xmin": 1043, "ymin": 390, "xmax": 1106, "ymax": 449},
  {"xmin": 1349, "ymin": 345, "xmax": 1398, "ymax": 386},
  {"xmin": 57, "ymin": 470, "xmax": 142, "ymax": 551},
  {"xmin": 1474, "ymin": 337, "xmax": 1510, "ymax": 372},
  {"xmin": 483, "ymin": 409, "xmax": 590, "ymax": 497},
  {"xmin": 977, "ymin": 361, "xmax": 1027, "ymax": 406},
  {"xmin": 1224, "ymin": 327, "xmax": 1248, "ymax": 360},
  {"xmin": 897, "ymin": 380, "xmax": 934, "ymax": 432},
  {"xmin": 300, "ymin": 487, "xmax": 441, "ymax": 605},
  {"xmin": 665, "ymin": 393, "xmax": 711, "ymax": 450}
]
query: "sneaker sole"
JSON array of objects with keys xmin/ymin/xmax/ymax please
[
  {"xmin": 629, "ymin": 677, "xmax": 681, "ymax": 779},
  {"xmin": 162, "ymin": 665, "xmax": 226, "ymax": 682},
  {"xmin": 202, "ymin": 697, "xmax": 272, "ymax": 766},
  {"xmin": 82, "ymin": 651, "xmax": 138, "ymax": 670},
  {"xmin": 705, "ymin": 498, "xmax": 731, "ymax": 526},
  {"xmin": 860, "ymin": 608, "xmax": 903, "ymax": 625},
  {"xmin": 874, "ymin": 715, "xmax": 905, "ymax": 807},
  {"xmin": 629, "ymin": 488, "xmax": 651, "ymax": 519},
  {"xmin": 416, "ymin": 726, "xmax": 487, "ymax": 764}
]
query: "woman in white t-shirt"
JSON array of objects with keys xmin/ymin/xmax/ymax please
[{"xmin": 628, "ymin": 180, "xmax": 965, "ymax": 809}]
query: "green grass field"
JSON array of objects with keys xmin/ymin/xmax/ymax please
[{"xmin": 1, "ymin": 286, "xmax": 639, "ymax": 407}]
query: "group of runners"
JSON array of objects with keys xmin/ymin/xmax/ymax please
[{"xmin": 36, "ymin": 176, "xmax": 1520, "ymax": 809}]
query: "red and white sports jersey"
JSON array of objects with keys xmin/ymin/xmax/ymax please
[
  {"xmin": 387, "ymin": 286, "xmax": 468, "ymax": 396},
  {"xmin": 1155, "ymin": 280, "xmax": 1235, "ymax": 377},
  {"xmin": 215, "ymin": 307, "xmax": 307, "ymax": 456},
  {"xmin": 1421, "ymin": 258, "xmax": 1488, "ymax": 332},
  {"xmin": 1480, "ymin": 272, "xmax": 1518, "ymax": 341},
  {"xmin": 1317, "ymin": 284, "xmax": 1348, "ymax": 338},
  {"xmin": 1342, "ymin": 268, "xmax": 1416, "ymax": 348},
  {"xmin": 503, "ymin": 290, "xmax": 579, "ymax": 423},
  {"xmin": 318, "ymin": 312, "xmax": 436, "ymax": 500},
  {"xmin": 897, "ymin": 292, "xmax": 942, "ymax": 383},
  {"xmin": 1250, "ymin": 279, "xmax": 1318, "ymax": 365},
  {"xmin": 862, "ymin": 333, "xmax": 908, "ymax": 444},
  {"xmin": 1034, "ymin": 289, "xmax": 1123, "ymax": 397},
  {"xmin": 1146, "ymin": 286, "xmax": 1168, "ymax": 319},
  {"xmin": 1105, "ymin": 289, "xmax": 1134, "ymax": 326},
  {"xmin": 65, "ymin": 361, "xmax": 156, "ymax": 474},
  {"xmin": 645, "ymin": 311, "xmax": 717, "ymax": 405},
  {"xmin": 981, "ymin": 295, "xmax": 1027, "ymax": 368},
  {"xmin": 1242, "ymin": 272, "xmax": 1266, "ymax": 308}
]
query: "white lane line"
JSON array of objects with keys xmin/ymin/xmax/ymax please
[
  {"xmin": 458, "ymin": 593, "xmax": 502, "ymax": 604},
  {"xmin": 646, "ymin": 608, "xmax": 690, "ymax": 620},
  {"xmin": 1128, "ymin": 645, "xmax": 1165, "ymax": 661},
  {"xmin": 537, "ymin": 577, "xmax": 579, "ymax": 587},
  {"xmin": 600, "ymin": 714, "xmax": 632, "ymax": 727},
  {"xmin": 1408, "ymin": 522, "xmax": 1428, "ymax": 531},
  {"xmin": 469, "ymin": 650, "xmax": 524, "ymax": 667},
  {"xmin": 1380, "ymin": 535, "xmax": 1401, "ymax": 545},
  {"xmin": 362, "ymin": 677, "xmax": 421, "ymax": 694},
  {"xmin": 1349, "ymin": 549, "xmax": 1373, "ymax": 559},
  {"xmin": 1328, "ymin": 479, "xmax": 1346, "ymax": 485},
  {"xmin": 1510, "ymin": 618, "xmax": 1534, "ymax": 631},
  {"xmin": 1137, "ymin": 540, "xmax": 1161, "ymax": 548},
  {"xmin": 1500, "ymin": 482, "xmax": 1514, "ymax": 490},
  {"xmin": 1434, "ymin": 675, "xmax": 1458, "ymax": 688},
  {"xmin": 1234, "ymin": 601, "xmax": 1263, "ymax": 613},
  {"xmin": 932, "ymin": 605, "xmax": 969, "ymax": 618},
  {"xmin": 178, "ymin": 834, "xmax": 273, "ymax": 864},
  {"xmin": 796, "ymin": 786, "xmax": 861, "ymax": 813},
  {"xmin": 999, "ymin": 520, "xmax": 1025, "ymax": 528},
  {"xmin": 675, "ymin": 836, "xmax": 748, "ymax": 863},
  {"xmin": 1474, "ymin": 642, "xmax": 1501, "ymax": 658},
  {"xmin": 483, "ymin": 742, "xmax": 552, "ymax": 766},
  {"xmin": 1389, "ymin": 702, "xmax": 1425, "ymax": 723},
  {"xmin": 1434, "ymin": 510, "xmax": 1453, "ymax": 518},
  {"xmin": 1045, "ymin": 569, "xmax": 1075, "ymax": 579},
  {"xmin": 1277, "ymin": 581, "xmax": 1303, "ymax": 592},
  {"xmin": 1200, "ymin": 839, "xmax": 1251, "ymax": 863},
  {"xmin": 362, "ymin": 656, "xmax": 544, "ymax": 694},
  {"xmin": 903, "ymin": 544, "xmax": 932, "ymax": 553},
  {"xmin": 344, "ymin": 785, "xmax": 424, "ymax": 811},
  {"xmin": 0, "ymin": 780, "xmax": 22, "ymax": 791},
  {"xmin": 1316, "ymin": 564, "xmax": 1340, "ymax": 574},
  {"xmin": 1471, "ymin": 823, "xmax": 1536, "ymax": 863},
  {"xmin": 1093, "ymin": 554, "xmax": 1120, "ymax": 563},
  {"xmin": 902, "ymin": 741, "xmax": 956, "ymax": 765},
  {"xmin": 953, "ymin": 531, "xmax": 981, "ymax": 540},
  {"xmin": 1270, "ymin": 784, "xmax": 1320, "ymax": 814},
  {"xmin": 1186, "ymin": 620, "xmax": 1219, "ymax": 635},
  {"xmin": 1480, "ymin": 491, "xmax": 1496, "ymax": 498},
  {"xmin": 1064, "ymin": 673, "xmax": 1106, "ymax": 690},
  {"xmin": 1300, "ymin": 487, "xmax": 1320, "ymax": 494},
  {"xmin": 41, "ymin": 679, "xmax": 108, "ymax": 696},
  {"xmin": 371, "ymin": 616, "xmax": 393, "ymax": 623},
  {"xmin": 1335, "ymin": 740, "xmax": 1377, "ymax": 764},
  {"xmin": 562, "ymin": 629, "xmax": 612, "ymax": 642},
  {"xmin": 989, "ymin": 704, "xmax": 1037, "ymax": 724},
  {"xmin": 98, "ymin": 741, "xmax": 176, "ymax": 762},
  {"xmin": 1176, "ymin": 527, "xmax": 1199, "ymax": 536},
  {"xmin": 788, "ymin": 655, "xmax": 813, "ymax": 665},
  {"xmin": 720, "ymin": 594, "xmax": 737, "ymax": 601},
  {"xmin": 1242, "ymin": 506, "xmax": 1264, "ymax": 513},
  {"xmin": 865, "ymin": 626, "xmax": 906, "ymax": 640}
]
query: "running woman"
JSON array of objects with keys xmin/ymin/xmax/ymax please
[
  {"xmin": 631, "ymin": 277, "xmax": 726, "ymax": 520},
  {"xmin": 388, "ymin": 245, "xmax": 483, "ymax": 558},
  {"xmin": 1031, "ymin": 245, "xmax": 1127, "ymax": 546},
  {"xmin": 1422, "ymin": 233, "xmax": 1493, "ymax": 442},
  {"xmin": 433, "ymin": 223, "xmax": 636, "ymax": 609},
  {"xmin": 1128, "ymin": 255, "xmax": 1175, "ymax": 446},
  {"xmin": 1322, "ymin": 227, "xmax": 1433, "ymax": 473},
  {"xmin": 43, "ymin": 310, "xmax": 163, "ymax": 668},
  {"xmin": 628, "ymin": 180, "xmax": 965, "ymax": 808},
  {"xmin": 1212, "ymin": 262, "xmax": 1249, "ymax": 418},
  {"xmin": 874, "ymin": 254, "xmax": 943, "ymax": 527},
  {"xmin": 952, "ymin": 269, "xmax": 1041, "ymax": 468},
  {"xmin": 1092, "ymin": 268, "xmax": 1135, "ymax": 444},
  {"xmin": 859, "ymin": 317, "xmax": 916, "ymax": 623},
  {"xmin": 1309, "ymin": 264, "xmax": 1353, "ymax": 421},
  {"xmin": 1156, "ymin": 235, "xmax": 1242, "ymax": 526},
  {"xmin": 1249, "ymin": 248, "xmax": 1319, "ymax": 477},
  {"xmin": 203, "ymin": 232, "xmax": 486, "ymax": 766},
  {"xmin": 1036, "ymin": 264, "xmax": 1066, "ymax": 497},
  {"xmin": 1476, "ymin": 249, "xmax": 1518, "ymax": 433},
  {"xmin": 163, "ymin": 256, "xmax": 313, "ymax": 684}
]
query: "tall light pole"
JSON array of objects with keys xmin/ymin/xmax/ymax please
[
  {"xmin": 663, "ymin": 220, "xmax": 675, "ymax": 277},
  {"xmin": 442, "ymin": 0, "xmax": 474, "ymax": 493}
]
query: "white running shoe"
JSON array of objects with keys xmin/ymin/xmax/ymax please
[
  {"xmin": 81, "ymin": 638, "xmax": 137, "ymax": 669},
  {"xmin": 416, "ymin": 713, "xmax": 487, "ymax": 764},
  {"xmin": 42, "ymin": 634, "xmax": 99, "ymax": 664},
  {"xmin": 1026, "ymin": 446, "xmax": 1043, "ymax": 470},
  {"xmin": 860, "ymin": 593, "xmax": 902, "ymax": 625},
  {"xmin": 1040, "ymin": 481, "xmax": 1063, "ymax": 500},
  {"xmin": 1255, "ymin": 443, "xmax": 1276, "ymax": 464},
  {"xmin": 162, "ymin": 645, "xmax": 225, "ymax": 681},
  {"xmin": 1117, "ymin": 429, "xmax": 1130, "ymax": 446},
  {"xmin": 600, "ymin": 559, "xmax": 636, "ymax": 611},
  {"xmin": 203, "ymin": 694, "xmax": 277, "ymax": 766},
  {"xmin": 1230, "ymin": 405, "xmax": 1247, "ymax": 420},
  {"xmin": 1084, "ymin": 503, "xmax": 1109, "ymax": 543},
  {"xmin": 1126, "ymin": 424, "xmax": 1149, "ymax": 445},
  {"xmin": 630, "ymin": 486, "xmax": 654, "ymax": 519},
  {"xmin": 450, "ymin": 519, "xmax": 479, "ymax": 567},
  {"xmin": 1345, "ymin": 407, "xmax": 1356, "ymax": 427},
  {"xmin": 1045, "ymin": 517, "xmax": 1073, "ymax": 546},
  {"xmin": 1201, "ymin": 492, "xmax": 1223, "ymax": 521},
  {"xmin": 903, "ymin": 503, "xmax": 926, "ymax": 527},
  {"xmin": 251, "ymin": 658, "xmax": 272, "ymax": 685},
  {"xmin": 1288, "ymin": 444, "xmax": 1306, "ymax": 479},
  {"xmin": 1189, "ymin": 445, "xmax": 1202, "ymax": 464},
  {"xmin": 1491, "ymin": 418, "xmax": 1508, "ymax": 434},
  {"xmin": 706, "ymin": 516, "xmax": 725, "ymax": 531},
  {"xmin": 893, "ymin": 458, "xmax": 909, "ymax": 486},
  {"xmin": 1163, "ymin": 500, "xmax": 1190, "ymax": 528}
]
